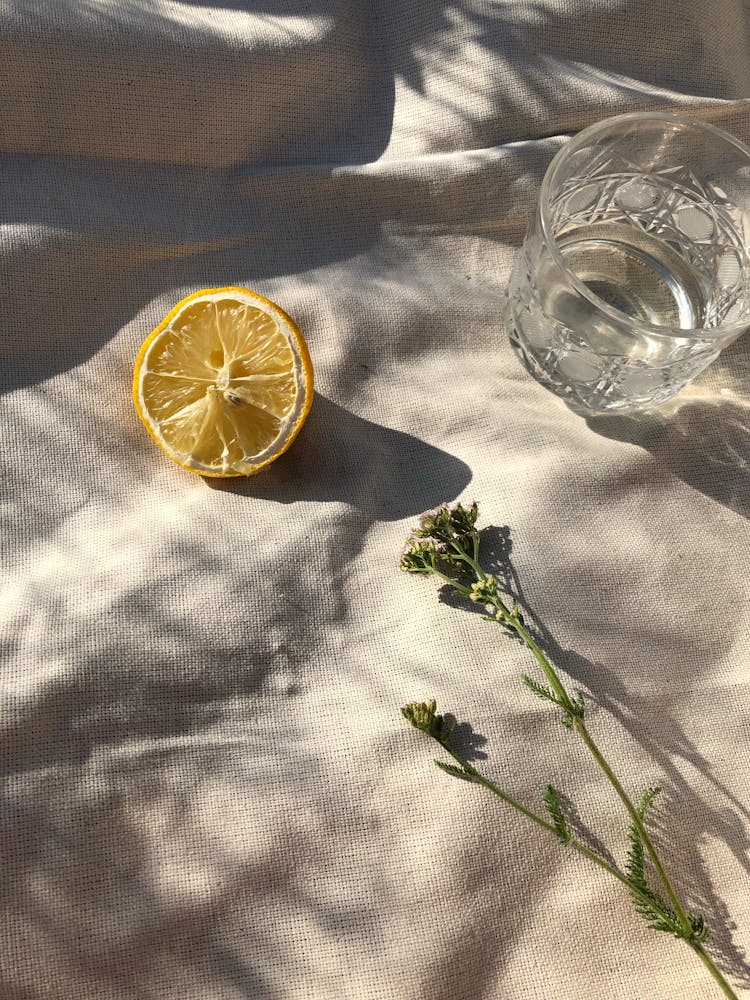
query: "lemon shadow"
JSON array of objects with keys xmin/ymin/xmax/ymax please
[{"xmin": 203, "ymin": 394, "xmax": 472, "ymax": 522}]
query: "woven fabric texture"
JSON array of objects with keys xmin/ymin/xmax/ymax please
[{"xmin": 1, "ymin": 2, "xmax": 750, "ymax": 998}]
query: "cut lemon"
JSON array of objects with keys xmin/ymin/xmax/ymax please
[{"xmin": 133, "ymin": 287, "xmax": 313, "ymax": 477}]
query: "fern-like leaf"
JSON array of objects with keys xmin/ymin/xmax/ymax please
[
  {"xmin": 631, "ymin": 891, "xmax": 684, "ymax": 937},
  {"xmin": 626, "ymin": 787, "xmax": 660, "ymax": 894},
  {"xmin": 636, "ymin": 786, "xmax": 661, "ymax": 818},
  {"xmin": 627, "ymin": 787, "xmax": 661, "ymax": 887},
  {"xmin": 626, "ymin": 820, "xmax": 647, "ymax": 889},
  {"xmin": 434, "ymin": 760, "xmax": 476, "ymax": 782},
  {"xmin": 521, "ymin": 674, "xmax": 559, "ymax": 706},
  {"xmin": 542, "ymin": 784, "xmax": 571, "ymax": 843},
  {"xmin": 625, "ymin": 787, "xmax": 698, "ymax": 939}
]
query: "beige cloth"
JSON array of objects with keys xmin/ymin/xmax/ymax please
[{"xmin": 1, "ymin": 2, "xmax": 750, "ymax": 998}]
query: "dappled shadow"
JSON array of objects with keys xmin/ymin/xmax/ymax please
[
  {"xmin": 5, "ymin": 0, "xmax": 748, "ymax": 396},
  {"xmin": 3, "ymin": 0, "xmax": 746, "ymax": 175},
  {"xmin": 3, "ymin": 3, "xmax": 750, "ymax": 997},
  {"xmin": 468, "ymin": 524, "xmax": 750, "ymax": 988},
  {"xmin": 0, "ymin": 0, "xmax": 395, "ymax": 167},
  {"xmin": 587, "ymin": 395, "xmax": 750, "ymax": 520},
  {"xmin": 0, "ymin": 157, "xmax": 428, "ymax": 391},
  {"xmin": 0, "ymin": 655, "xmax": 263, "ymax": 779},
  {"xmin": 369, "ymin": 0, "xmax": 750, "ymax": 156},
  {"xmin": 0, "ymin": 755, "xmax": 385, "ymax": 999},
  {"xmin": 0, "ymin": 154, "xmax": 401, "ymax": 394}
]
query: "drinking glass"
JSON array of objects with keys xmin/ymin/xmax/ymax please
[{"xmin": 505, "ymin": 112, "xmax": 750, "ymax": 412}]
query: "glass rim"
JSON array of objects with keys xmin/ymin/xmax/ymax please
[{"xmin": 537, "ymin": 111, "xmax": 750, "ymax": 340}]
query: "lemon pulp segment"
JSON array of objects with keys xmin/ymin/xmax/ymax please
[{"xmin": 133, "ymin": 288, "xmax": 313, "ymax": 476}]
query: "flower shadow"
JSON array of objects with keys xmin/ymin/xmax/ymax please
[
  {"xmin": 442, "ymin": 715, "xmax": 488, "ymax": 764},
  {"xmin": 433, "ymin": 520, "xmax": 750, "ymax": 989}
]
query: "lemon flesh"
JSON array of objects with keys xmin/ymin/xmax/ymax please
[{"xmin": 133, "ymin": 288, "xmax": 313, "ymax": 477}]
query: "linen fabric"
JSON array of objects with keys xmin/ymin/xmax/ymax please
[{"xmin": 1, "ymin": 2, "xmax": 750, "ymax": 998}]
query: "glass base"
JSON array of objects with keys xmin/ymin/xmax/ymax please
[{"xmin": 507, "ymin": 323, "xmax": 689, "ymax": 414}]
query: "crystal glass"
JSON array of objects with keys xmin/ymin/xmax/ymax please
[{"xmin": 505, "ymin": 112, "xmax": 750, "ymax": 412}]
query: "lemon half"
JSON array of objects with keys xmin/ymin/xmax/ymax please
[{"xmin": 133, "ymin": 287, "xmax": 313, "ymax": 477}]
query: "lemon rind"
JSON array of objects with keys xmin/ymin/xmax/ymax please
[{"xmin": 133, "ymin": 286, "xmax": 314, "ymax": 478}]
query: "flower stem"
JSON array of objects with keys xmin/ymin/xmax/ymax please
[
  {"xmin": 512, "ymin": 619, "xmax": 692, "ymax": 933},
  {"xmin": 505, "ymin": 617, "xmax": 738, "ymax": 999},
  {"xmin": 689, "ymin": 942, "xmax": 739, "ymax": 1000},
  {"xmin": 442, "ymin": 740, "xmax": 738, "ymax": 990},
  {"xmin": 511, "ymin": 618, "xmax": 573, "ymax": 710},
  {"xmin": 442, "ymin": 745, "xmax": 637, "ymax": 890},
  {"xmin": 574, "ymin": 716, "xmax": 690, "ymax": 931},
  {"xmin": 461, "ymin": 557, "xmax": 700, "ymax": 940},
  {"xmin": 400, "ymin": 505, "xmax": 739, "ymax": 999}
]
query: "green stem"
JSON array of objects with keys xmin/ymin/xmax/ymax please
[
  {"xmin": 442, "ymin": 745, "xmax": 631, "ymax": 888},
  {"xmin": 441, "ymin": 742, "xmax": 738, "ymax": 1000},
  {"xmin": 447, "ymin": 541, "xmax": 484, "ymax": 581},
  {"xmin": 512, "ymin": 618, "xmax": 573, "ymax": 711},
  {"xmin": 434, "ymin": 569, "xmax": 471, "ymax": 597},
  {"xmin": 689, "ymin": 943, "xmax": 739, "ymax": 1000},
  {"xmin": 510, "ymin": 617, "xmax": 690, "ymax": 933},
  {"xmin": 506, "ymin": 615, "xmax": 738, "ymax": 998},
  {"xmin": 574, "ymin": 716, "xmax": 691, "ymax": 932},
  {"xmin": 412, "ymin": 536, "xmax": 739, "ymax": 999},
  {"xmin": 443, "ymin": 745, "xmax": 555, "ymax": 831},
  {"xmin": 455, "ymin": 553, "xmax": 572, "ymax": 713}
]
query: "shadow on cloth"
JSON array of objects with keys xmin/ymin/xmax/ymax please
[
  {"xmin": 205, "ymin": 394, "xmax": 472, "ymax": 522},
  {"xmin": 437, "ymin": 523, "xmax": 750, "ymax": 990},
  {"xmin": 0, "ymin": 767, "xmax": 355, "ymax": 1000},
  {"xmin": 0, "ymin": 154, "xmax": 394, "ymax": 395},
  {"xmin": 586, "ymin": 395, "xmax": 750, "ymax": 520},
  {"xmin": 0, "ymin": 0, "xmax": 396, "ymax": 168}
]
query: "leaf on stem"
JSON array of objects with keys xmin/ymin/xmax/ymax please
[
  {"xmin": 626, "ymin": 787, "xmax": 659, "ymax": 897},
  {"xmin": 522, "ymin": 676, "xmax": 585, "ymax": 731},
  {"xmin": 625, "ymin": 787, "xmax": 707, "ymax": 941},
  {"xmin": 542, "ymin": 784, "xmax": 571, "ymax": 843},
  {"xmin": 522, "ymin": 674, "xmax": 558, "ymax": 706},
  {"xmin": 636, "ymin": 786, "xmax": 661, "ymax": 819},
  {"xmin": 435, "ymin": 759, "xmax": 476, "ymax": 782}
]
